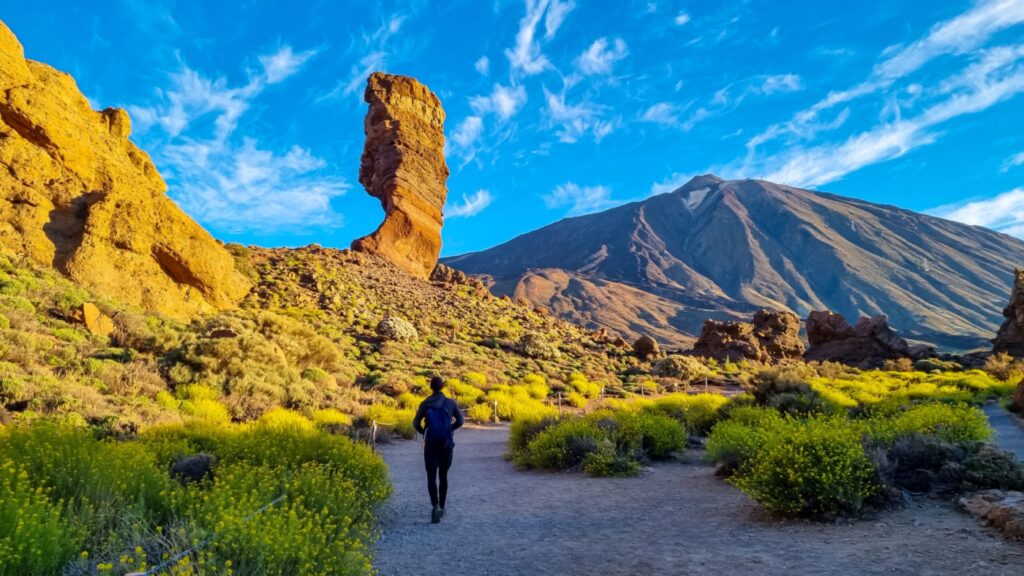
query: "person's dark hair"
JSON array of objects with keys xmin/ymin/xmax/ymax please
[{"xmin": 429, "ymin": 376, "xmax": 445, "ymax": 392}]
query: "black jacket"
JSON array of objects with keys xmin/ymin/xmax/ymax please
[{"xmin": 413, "ymin": 393, "xmax": 465, "ymax": 436}]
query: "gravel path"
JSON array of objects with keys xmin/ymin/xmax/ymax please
[
  {"xmin": 985, "ymin": 404, "xmax": 1024, "ymax": 461},
  {"xmin": 372, "ymin": 425, "xmax": 1024, "ymax": 576}
]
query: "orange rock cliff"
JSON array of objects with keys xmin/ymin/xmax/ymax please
[{"xmin": 0, "ymin": 20, "xmax": 250, "ymax": 318}]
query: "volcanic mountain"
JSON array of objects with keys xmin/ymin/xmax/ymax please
[{"xmin": 444, "ymin": 175, "xmax": 1024, "ymax": 351}]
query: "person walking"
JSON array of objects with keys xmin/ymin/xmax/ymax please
[{"xmin": 412, "ymin": 376, "xmax": 464, "ymax": 524}]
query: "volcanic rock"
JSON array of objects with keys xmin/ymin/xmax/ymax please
[
  {"xmin": 804, "ymin": 311, "xmax": 917, "ymax": 368},
  {"xmin": 633, "ymin": 335, "xmax": 660, "ymax": 359},
  {"xmin": 959, "ymin": 490, "xmax": 1024, "ymax": 540},
  {"xmin": 691, "ymin": 309, "xmax": 803, "ymax": 362},
  {"xmin": 75, "ymin": 303, "xmax": 114, "ymax": 337},
  {"xmin": 351, "ymin": 72, "xmax": 449, "ymax": 278},
  {"xmin": 994, "ymin": 269, "xmax": 1024, "ymax": 356},
  {"xmin": 0, "ymin": 20, "xmax": 249, "ymax": 318}
]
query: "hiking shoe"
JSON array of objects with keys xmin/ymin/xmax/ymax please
[
  {"xmin": 439, "ymin": 507, "xmax": 446, "ymax": 518},
  {"xmin": 431, "ymin": 506, "xmax": 442, "ymax": 524}
]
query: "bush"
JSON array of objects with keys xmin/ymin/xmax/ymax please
[
  {"xmin": 875, "ymin": 434, "xmax": 1024, "ymax": 494},
  {"xmin": 522, "ymin": 419, "xmax": 602, "ymax": 470},
  {"xmin": 581, "ymin": 440, "xmax": 642, "ymax": 477},
  {"xmin": 651, "ymin": 355, "xmax": 711, "ymax": 381},
  {"xmin": 466, "ymin": 403, "xmax": 494, "ymax": 423},
  {"xmin": 863, "ymin": 403, "xmax": 991, "ymax": 444},
  {"xmin": 732, "ymin": 417, "xmax": 879, "ymax": 517},
  {"xmin": 612, "ymin": 412, "xmax": 686, "ymax": 460}
]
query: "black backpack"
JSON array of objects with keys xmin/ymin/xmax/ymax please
[{"xmin": 424, "ymin": 403, "xmax": 454, "ymax": 446}]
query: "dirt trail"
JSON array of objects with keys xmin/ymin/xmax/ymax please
[
  {"xmin": 372, "ymin": 425, "xmax": 1024, "ymax": 576},
  {"xmin": 985, "ymin": 404, "xmax": 1024, "ymax": 461}
]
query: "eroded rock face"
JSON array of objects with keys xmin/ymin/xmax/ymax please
[
  {"xmin": 691, "ymin": 309, "xmax": 803, "ymax": 362},
  {"xmin": 351, "ymin": 72, "xmax": 449, "ymax": 278},
  {"xmin": 804, "ymin": 311, "xmax": 917, "ymax": 367},
  {"xmin": 0, "ymin": 21, "xmax": 249, "ymax": 318},
  {"xmin": 994, "ymin": 269, "xmax": 1024, "ymax": 356}
]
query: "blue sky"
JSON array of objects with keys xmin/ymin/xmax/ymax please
[{"xmin": 5, "ymin": 0, "xmax": 1024, "ymax": 254}]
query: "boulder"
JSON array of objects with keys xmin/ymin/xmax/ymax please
[
  {"xmin": 1013, "ymin": 380, "xmax": 1024, "ymax": 413},
  {"xmin": 0, "ymin": 20, "xmax": 250, "ymax": 319},
  {"xmin": 804, "ymin": 311, "xmax": 916, "ymax": 368},
  {"xmin": 430, "ymin": 263, "xmax": 489, "ymax": 297},
  {"xmin": 691, "ymin": 309, "xmax": 803, "ymax": 362},
  {"xmin": 76, "ymin": 303, "xmax": 114, "ymax": 337},
  {"xmin": 632, "ymin": 335, "xmax": 660, "ymax": 359},
  {"xmin": 959, "ymin": 490, "xmax": 1024, "ymax": 540},
  {"xmin": 170, "ymin": 453, "xmax": 216, "ymax": 484},
  {"xmin": 351, "ymin": 72, "xmax": 449, "ymax": 278},
  {"xmin": 376, "ymin": 316, "xmax": 418, "ymax": 342},
  {"xmin": 994, "ymin": 269, "xmax": 1024, "ymax": 356}
]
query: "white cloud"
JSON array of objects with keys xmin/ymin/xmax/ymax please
[
  {"xmin": 760, "ymin": 74, "xmax": 803, "ymax": 94},
  {"xmin": 544, "ymin": 0, "xmax": 575, "ymax": 39},
  {"xmin": 928, "ymin": 188, "xmax": 1024, "ymax": 237},
  {"xmin": 507, "ymin": 0, "xmax": 574, "ymax": 75},
  {"xmin": 749, "ymin": 0, "xmax": 1024, "ymax": 149},
  {"xmin": 475, "ymin": 56, "xmax": 490, "ymax": 75},
  {"xmin": 450, "ymin": 116, "xmax": 484, "ymax": 149},
  {"xmin": 640, "ymin": 102, "xmax": 681, "ymax": 127},
  {"xmin": 259, "ymin": 45, "xmax": 318, "ymax": 84},
  {"xmin": 326, "ymin": 15, "xmax": 406, "ymax": 99},
  {"xmin": 447, "ymin": 189, "xmax": 494, "ymax": 218},
  {"xmin": 753, "ymin": 44, "xmax": 1024, "ymax": 187},
  {"xmin": 470, "ymin": 83, "xmax": 528, "ymax": 121},
  {"xmin": 576, "ymin": 37, "xmax": 629, "ymax": 75},
  {"xmin": 543, "ymin": 87, "xmax": 618, "ymax": 143},
  {"xmin": 1003, "ymin": 151, "xmax": 1024, "ymax": 172},
  {"xmin": 542, "ymin": 182, "xmax": 619, "ymax": 216},
  {"xmin": 129, "ymin": 54, "xmax": 347, "ymax": 232},
  {"xmin": 164, "ymin": 138, "xmax": 348, "ymax": 232},
  {"xmin": 674, "ymin": 12, "xmax": 691, "ymax": 26}
]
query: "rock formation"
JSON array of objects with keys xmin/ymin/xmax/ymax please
[
  {"xmin": 690, "ymin": 309, "xmax": 803, "ymax": 362},
  {"xmin": 959, "ymin": 490, "xmax": 1024, "ymax": 540},
  {"xmin": 803, "ymin": 311, "xmax": 921, "ymax": 367},
  {"xmin": 993, "ymin": 269, "xmax": 1024, "ymax": 356},
  {"xmin": 0, "ymin": 20, "xmax": 249, "ymax": 318},
  {"xmin": 351, "ymin": 72, "xmax": 449, "ymax": 279}
]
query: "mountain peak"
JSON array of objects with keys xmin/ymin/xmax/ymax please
[{"xmin": 673, "ymin": 174, "xmax": 724, "ymax": 194}]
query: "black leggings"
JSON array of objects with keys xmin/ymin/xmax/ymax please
[{"xmin": 424, "ymin": 442, "xmax": 454, "ymax": 508}]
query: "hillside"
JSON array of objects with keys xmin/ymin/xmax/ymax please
[{"xmin": 444, "ymin": 175, "xmax": 1024, "ymax": 351}]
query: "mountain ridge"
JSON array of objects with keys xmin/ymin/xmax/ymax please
[{"xmin": 444, "ymin": 175, "xmax": 1024, "ymax": 351}]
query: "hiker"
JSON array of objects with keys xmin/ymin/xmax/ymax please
[{"xmin": 412, "ymin": 375, "xmax": 464, "ymax": 524}]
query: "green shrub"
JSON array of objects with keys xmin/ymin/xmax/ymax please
[
  {"xmin": 522, "ymin": 419, "xmax": 602, "ymax": 470},
  {"xmin": 582, "ymin": 440, "xmax": 642, "ymax": 477},
  {"xmin": 863, "ymin": 403, "xmax": 991, "ymax": 444},
  {"xmin": 612, "ymin": 412, "xmax": 686, "ymax": 460},
  {"xmin": 732, "ymin": 417, "xmax": 879, "ymax": 517}
]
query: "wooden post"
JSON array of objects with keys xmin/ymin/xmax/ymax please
[
  {"xmin": 704, "ymin": 377, "xmax": 708, "ymax": 392},
  {"xmin": 493, "ymin": 399, "xmax": 499, "ymax": 424},
  {"xmin": 557, "ymin": 392, "xmax": 563, "ymax": 414},
  {"xmin": 370, "ymin": 420, "xmax": 378, "ymax": 451}
]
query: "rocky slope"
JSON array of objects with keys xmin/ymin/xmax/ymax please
[
  {"xmin": 445, "ymin": 175, "xmax": 1024, "ymax": 351},
  {"xmin": 0, "ymin": 21, "xmax": 249, "ymax": 319},
  {"xmin": 352, "ymin": 72, "xmax": 449, "ymax": 278}
]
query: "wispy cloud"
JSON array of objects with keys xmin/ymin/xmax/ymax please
[
  {"xmin": 760, "ymin": 73, "xmax": 803, "ymax": 94},
  {"xmin": 752, "ymin": 44, "xmax": 1024, "ymax": 187},
  {"xmin": 748, "ymin": 0, "xmax": 1024, "ymax": 150},
  {"xmin": 506, "ymin": 0, "xmax": 574, "ymax": 75},
  {"xmin": 674, "ymin": 12, "xmax": 690, "ymax": 26},
  {"xmin": 447, "ymin": 189, "xmax": 494, "ymax": 217},
  {"xmin": 475, "ymin": 55, "xmax": 490, "ymax": 75},
  {"xmin": 1002, "ymin": 151, "xmax": 1024, "ymax": 172},
  {"xmin": 928, "ymin": 187, "xmax": 1024, "ymax": 238},
  {"xmin": 129, "ymin": 48, "xmax": 347, "ymax": 232},
  {"xmin": 543, "ymin": 87, "xmax": 618, "ymax": 143},
  {"xmin": 542, "ymin": 182, "xmax": 620, "ymax": 216},
  {"xmin": 259, "ymin": 45, "xmax": 319, "ymax": 84},
  {"xmin": 640, "ymin": 102, "xmax": 682, "ymax": 127},
  {"xmin": 325, "ymin": 15, "xmax": 406, "ymax": 99},
  {"xmin": 576, "ymin": 37, "xmax": 628, "ymax": 75},
  {"xmin": 450, "ymin": 116, "xmax": 484, "ymax": 150},
  {"xmin": 470, "ymin": 83, "xmax": 528, "ymax": 121}
]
